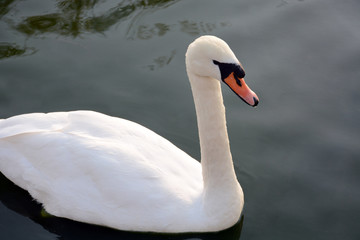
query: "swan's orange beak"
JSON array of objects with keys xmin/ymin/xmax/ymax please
[
  {"xmin": 213, "ymin": 60, "xmax": 259, "ymax": 107},
  {"xmin": 223, "ymin": 72, "xmax": 259, "ymax": 107}
]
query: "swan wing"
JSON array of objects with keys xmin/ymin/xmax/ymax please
[
  {"xmin": 0, "ymin": 111, "xmax": 202, "ymax": 231},
  {"xmin": 0, "ymin": 112, "xmax": 68, "ymax": 138}
]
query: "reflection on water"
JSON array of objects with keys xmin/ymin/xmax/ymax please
[
  {"xmin": 0, "ymin": 43, "xmax": 36, "ymax": 59},
  {"xmin": 2, "ymin": 0, "xmax": 227, "ymax": 40},
  {"xmin": 276, "ymin": 0, "xmax": 305, "ymax": 8},
  {"xmin": 10, "ymin": 0, "xmax": 179, "ymax": 38},
  {"xmin": 136, "ymin": 23, "xmax": 171, "ymax": 39},
  {"xmin": 0, "ymin": 0, "xmax": 14, "ymax": 19},
  {"xmin": 0, "ymin": 173, "xmax": 243, "ymax": 240},
  {"xmin": 146, "ymin": 49, "xmax": 176, "ymax": 70},
  {"xmin": 0, "ymin": 0, "xmax": 228, "ymax": 63},
  {"xmin": 15, "ymin": 0, "xmax": 128, "ymax": 37},
  {"xmin": 132, "ymin": 20, "xmax": 229, "ymax": 40}
]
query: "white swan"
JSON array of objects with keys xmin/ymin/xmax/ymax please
[{"xmin": 0, "ymin": 35, "xmax": 259, "ymax": 233}]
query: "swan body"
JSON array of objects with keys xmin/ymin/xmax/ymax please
[{"xmin": 0, "ymin": 36, "xmax": 259, "ymax": 233}]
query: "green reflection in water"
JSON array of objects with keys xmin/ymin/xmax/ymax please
[
  {"xmin": 0, "ymin": 43, "xmax": 36, "ymax": 59},
  {"xmin": 14, "ymin": 0, "xmax": 180, "ymax": 37},
  {"xmin": 4, "ymin": 0, "xmax": 227, "ymax": 39},
  {"xmin": 0, "ymin": 0, "xmax": 229, "ymax": 64},
  {"xmin": 0, "ymin": 0, "xmax": 15, "ymax": 19}
]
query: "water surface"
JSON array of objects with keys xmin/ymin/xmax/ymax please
[{"xmin": 0, "ymin": 0, "xmax": 359, "ymax": 239}]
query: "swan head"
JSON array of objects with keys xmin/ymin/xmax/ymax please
[{"xmin": 186, "ymin": 35, "xmax": 259, "ymax": 107}]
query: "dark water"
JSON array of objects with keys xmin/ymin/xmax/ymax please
[{"xmin": 0, "ymin": 0, "xmax": 359, "ymax": 239}]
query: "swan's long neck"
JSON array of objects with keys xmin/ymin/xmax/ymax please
[{"xmin": 188, "ymin": 73, "xmax": 243, "ymax": 220}]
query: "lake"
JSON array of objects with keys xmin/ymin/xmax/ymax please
[{"xmin": 0, "ymin": 0, "xmax": 359, "ymax": 239}]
